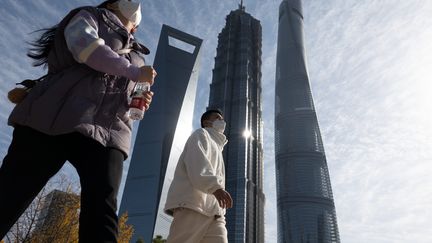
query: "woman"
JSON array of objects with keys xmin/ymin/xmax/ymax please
[{"xmin": 0, "ymin": 0, "xmax": 156, "ymax": 242}]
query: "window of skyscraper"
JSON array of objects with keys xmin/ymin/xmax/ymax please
[{"xmin": 168, "ymin": 36, "xmax": 195, "ymax": 54}]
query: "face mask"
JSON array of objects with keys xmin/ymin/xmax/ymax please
[
  {"xmin": 212, "ymin": 120, "xmax": 226, "ymax": 133},
  {"xmin": 117, "ymin": 0, "xmax": 142, "ymax": 26}
]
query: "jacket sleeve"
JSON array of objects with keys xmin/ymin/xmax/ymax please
[
  {"xmin": 183, "ymin": 131, "xmax": 224, "ymax": 194},
  {"xmin": 64, "ymin": 9, "xmax": 140, "ymax": 81}
]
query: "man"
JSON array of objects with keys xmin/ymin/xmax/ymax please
[
  {"xmin": 0, "ymin": 1, "xmax": 156, "ymax": 242},
  {"xmin": 164, "ymin": 110, "xmax": 233, "ymax": 243}
]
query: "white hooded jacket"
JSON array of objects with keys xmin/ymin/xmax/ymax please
[{"xmin": 164, "ymin": 127, "xmax": 227, "ymax": 217}]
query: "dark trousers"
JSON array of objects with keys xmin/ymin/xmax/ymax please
[{"xmin": 0, "ymin": 126, "xmax": 124, "ymax": 243}]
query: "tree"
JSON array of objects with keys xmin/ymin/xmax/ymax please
[
  {"xmin": 3, "ymin": 174, "xmax": 134, "ymax": 243},
  {"xmin": 136, "ymin": 237, "xmax": 145, "ymax": 243},
  {"xmin": 153, "ymin": 235, "xmax": 167, "ymax": 243},
  {"xmin": 28, "ymin": 197, "xmax": 133, "ymax": 243},
  {"xmin": 4, "ymin": 174, "xmax": 78, "ymax": 243},
  {"xmin": 5, "ymin": 186, "xmax": 48, "ymax": 243},
  {"xmin": 28, "ymin": 189, "xmax": 80, "ymax": 243},
  {"xmin": 118, "ymin": 212, "xmax": 134, "ymax": 243}
]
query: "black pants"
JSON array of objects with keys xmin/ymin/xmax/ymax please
[{"xmin": 0, "ymin": 126, "xmax": 124, "ymax": 243}]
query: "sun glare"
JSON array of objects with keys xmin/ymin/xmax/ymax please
[{"xmin": 243, "ymin": 129, "xmax": 252, "ymax": 138}]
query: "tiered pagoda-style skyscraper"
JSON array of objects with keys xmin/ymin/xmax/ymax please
[
  {"xmin": 207, "ymin": 2, "xmax": 265, "ymax": 242},
  {"xmin": 275, "ymin": 0, "xmax": 340, "ymax": 242}
]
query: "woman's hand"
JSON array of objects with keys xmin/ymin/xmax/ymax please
[
  {"xmin": 138, "ymin": 65, "xmax": 157, "ymax": 85},
  {"xmin": 143, "ymin": 91, "xmax": 154, "ymax": 110}
]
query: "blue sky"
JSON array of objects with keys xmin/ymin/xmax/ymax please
[{"xmin": 1, "ymin": 0, "xmax": 432, "ymax": 242}]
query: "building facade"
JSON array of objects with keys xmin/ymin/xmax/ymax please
[
  {"xmin": 275, "ymin": 0, "xmax": 340, "ymax": 242},
  {"xmin": 119, "ymin": 25, "xmax": 202, "ymax": 243},
  {"xmin": 207, "ymin": 3, "xmax": 265, "ymax": 242}
]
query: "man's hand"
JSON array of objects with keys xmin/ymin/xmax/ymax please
[
  {"xmin": 138, "ymin": 65, "xmax": 157, "ymax": 85},
  {"xmin": 213, "ymin": 189, "xmax": 233, "ymax": 209},
  {"xmin": 143, "ymin": 91, "xmax": 154, "ymax": 110}
]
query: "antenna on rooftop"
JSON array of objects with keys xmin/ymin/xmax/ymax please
[{"xmin": 239, "ymin": 0, "xmax": 245, "ymax": 11}]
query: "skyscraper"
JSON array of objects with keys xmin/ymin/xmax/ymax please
[
  {"xmin": 119, "ymin": 25, "xmax": 202, "ymax": 243},
  {"xmin": 275, "ymin": 0, "xmax": 340, "ymax": 242},
  {"xmin": 207, "ymin": 2, "xmax": 265, "ymax": 242}
]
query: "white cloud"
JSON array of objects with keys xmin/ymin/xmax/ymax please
[
  {"xmin": 303, "ymin": 0, "xmax": 432, "ymax": 242},
  {"xmin": 1, "ymin": 0, "xmax": 432, "ymax": 242}
]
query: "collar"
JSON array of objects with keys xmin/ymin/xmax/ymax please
[
  {"xmin": 101, "ymin": 8, "xmax": 130, "ymax": 38},
  {"xmin": 100, "ymin": 9, "xmax": 150, "ymax": 55},
  {"xmin": 205, "ymin": 127, "xmax": 228, "ymax": 148}
]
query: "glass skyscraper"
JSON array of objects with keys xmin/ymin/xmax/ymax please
[
  {"xmin": 207, "ymin": 3, "xmax": 265, "ymax": 242},
  {"xmin": 275, "ymin": 0, "xmax": 340, "ymax": 242},
  {"xmin": 119, "ymin": 25, "xmax": 202, "ymax": 243}
]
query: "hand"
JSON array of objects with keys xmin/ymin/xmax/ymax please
[
  {"xmin": 213, "ymin": 189, "xmax": 233, "ymax": 209},
  {"xmin": 142, "ymin": 91, "xmax": 154, "ymax": 110},
  {"xmin": 138, "ymin": 65, "xmax": 157, "ymax": 85}
]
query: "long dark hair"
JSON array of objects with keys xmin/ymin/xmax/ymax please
[
  {"xmin": 27, "ymin": 0, "xmax": 118, "ymax": 68},
  {"xmin": 27, "ymin": 26, "xmax": 58, "ymax": 67}
]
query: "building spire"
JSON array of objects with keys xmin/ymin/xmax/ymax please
[{"xmin": 239, "ymin": 0, "xmax": 245, "ymax": 11}]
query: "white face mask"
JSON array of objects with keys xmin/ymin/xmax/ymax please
[
  {"xmin": 117, "ymin": 0, "xmax": 142, "ymax": 26},
  {"xmin": 212, "ymin": 120, "xmax": 226, "ymax": 133}
]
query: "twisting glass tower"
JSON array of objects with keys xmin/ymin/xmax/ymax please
[
  {"xmin": 275, "ymin": 0, "xmax": 340, "ymax": 242},
  {"xmin": 207, "ymin": 2, "xmax": 265, "ymax": 242}
]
